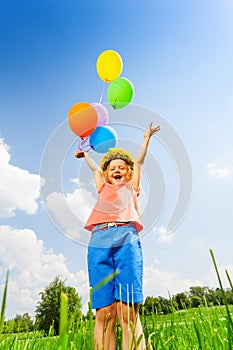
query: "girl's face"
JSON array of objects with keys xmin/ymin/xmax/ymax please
[{"xmin": 105, "ymin": 159, "xmax": 132, "ymax": 184}]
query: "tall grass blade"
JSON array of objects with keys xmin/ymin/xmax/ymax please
[
  {"xmin": 57, "ymin": 291, "xmax": 68, "ymax": 350},
  {"xmin": 147, "ymin": 332, "xmax": 155, "ymax": 350},
  {"xmin": 89, "ymin": 288, "xmax": 94, "ymax": 350},
  {"xmin": 127, "ymin": 284, "xmax": 130, "ymax": 350},
  {"xmin": 92, "ymin": 270, "xmax": 119, "ymax": 292},
  {"xmin": 119, "ymin": 284, "xmax": 125, "ymax": 349},
  {"xmin": 136, "ymin": 333, "xmax": 143, "ymax": 348},
  {"xmin": 225, "ymin": 269, "xmax": 233, "ymax": 291},
  {"xmin": 22, "ymin": 338, "xmax": 30, "ymax": 349},
  {"xmin": 0, "ymin": 270, "xmax": 9, "ymax": 334},
  {"xmin": 193, "ymin": 319, "xmax": 203, "ymax": 350},
  {"xmin": 209, "ymin": 248, "xmax": 233, "ymax": 347}
]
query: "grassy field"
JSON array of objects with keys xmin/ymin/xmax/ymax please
[
  {"xmin": 143, "ymin": 305, "xmax": 233, "ymax": 349},
  {"xmin": 0, "ymin": 305, "xmax": 233, "ymax": 349},
  {"xmin": 0, "ymin": 250, "xmax": 233, "ymax": 349}
]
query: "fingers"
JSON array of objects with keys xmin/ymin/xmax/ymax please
[
  {"xmin": 75, "ymin": 150, "xmax": 85, "ymax": 158},
  {"xmin": 149, "ymin": 123, "xmax": 161, "ymax": 135},
  {"xmin": 153, "ymin": 125, "xmax": 161, "ymax": 133}
]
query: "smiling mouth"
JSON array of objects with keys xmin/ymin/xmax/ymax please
[{"xmin": 113, "ymin": 175, "xmax": 122, "ymax": 180}]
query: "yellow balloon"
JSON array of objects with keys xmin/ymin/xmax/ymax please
[{"xmin": 96, "ymin": 50, "xmax": 123, "ymax": 82}]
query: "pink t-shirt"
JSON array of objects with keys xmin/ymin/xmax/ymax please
[{"xmin": 84, "ymin": 181, "xmax": 143, "ymax": 232}]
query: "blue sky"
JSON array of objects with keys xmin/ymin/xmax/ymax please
[{"xmin": 1, "ymin": 0, "xmax": 233, "ymax": 318}]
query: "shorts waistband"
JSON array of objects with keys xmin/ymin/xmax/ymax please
[{"xmin": 92, "ymin": 222, "xmax": 130, "ymax": 233}]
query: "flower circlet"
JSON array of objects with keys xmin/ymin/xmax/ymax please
[{"xmin": 100, "ymin": 148, "xmax": 134, "ymax": 171}]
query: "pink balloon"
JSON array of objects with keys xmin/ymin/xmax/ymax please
[{"xmin": 91, "ymin": 103, "xmax": 109, "ymax": 127}]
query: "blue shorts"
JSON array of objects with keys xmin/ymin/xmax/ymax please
[{"xmin": 87, "ymin": 224, "xmax": 143, "ymax": 309}]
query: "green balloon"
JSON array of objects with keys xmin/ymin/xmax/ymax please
[{"xmin": 107, "ymin": 77, "xmax": 134, "ymax": 109}]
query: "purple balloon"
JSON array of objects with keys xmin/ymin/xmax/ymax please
[{"xmin": 91, "ymin": 103, "xmax": 109, "ymax": 126}]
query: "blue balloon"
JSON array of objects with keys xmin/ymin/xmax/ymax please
[{"xmin": 89, "ymin": 126, "xmax": 117, "ymax": 153}]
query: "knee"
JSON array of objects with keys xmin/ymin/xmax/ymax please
[
  {"xmin": 117, "ymin": 302, "xmax": 139, "ymax": 325},
  {"xmin": 96, "ymin": 302, "xmax": 117, "ymax": 326}
]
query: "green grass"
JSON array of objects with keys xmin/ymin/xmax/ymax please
[
  {"xmin": 142, "ymin": 305, "xmax": 233, "ymax": 350},
  {"xmin": 0, "ymin": 270, "xmax": 9, "ymax": 334},
  {"xmin": 1, "ymin": 249, "xmax": 233, "ymax": 349},
  {"xmin": 0, "ymin": 305, "xmax": 233, "ymax": 349}
]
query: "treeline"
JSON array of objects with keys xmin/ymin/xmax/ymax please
[
  {"xmin": 3, "ymin": 313, "xmax": 34, "ymax": 333},
  {"xmin": 2, "ymin": 276, "xmax": 83, "ymax": 335},
  {"xmin": 141, "ymin": 286, "xmax": 233, "ymax": 315},
  {"xmin": 2, "ymin": 282, "xmax": 233, "ymax": 334}
]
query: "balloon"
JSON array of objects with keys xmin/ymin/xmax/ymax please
[
  {"xmin": 91, "ymin": 103, "xmax": 109, "ymax": 127},
  {"xmin": 96, "ymin": 50, "xmax": 123, "ymax": 82},
  {"xmin": 68, "ymin": 102, "xmax": 98, "ymax": 138},
  {"xmin": 107, "ymin": 77, "xmax": 134, "ymax": 109},
  {"xmin": 89, "ymin": 125, "xmax": 117, "ymax": 153}
]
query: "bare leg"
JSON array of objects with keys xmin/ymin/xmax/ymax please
[
  {"xmin": 94, "ymin": 302, "xmax": 117, "ymax": 350},
  {"xmin": 116, "ymin": 301, "xmax": 146, "ymax": 350}
]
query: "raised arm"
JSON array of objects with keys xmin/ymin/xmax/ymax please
[
  {"xmin": 75, "ymin": 150, "xmax": 104, "ymax": 192},
  {"xmin": 132, "ymin": 122, "xmax": 161, "ymax": 190}
]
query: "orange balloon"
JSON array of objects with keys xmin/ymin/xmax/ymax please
[{"xmin": 68, "ymin": 102, "xmax": 98, "ymax": 138}]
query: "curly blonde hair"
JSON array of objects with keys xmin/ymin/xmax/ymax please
[{"xmin": 100, "ymin": 148, "xmax": 134, "ymax": 171}]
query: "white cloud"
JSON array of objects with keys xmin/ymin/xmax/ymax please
[
  {"xmin": 45, "ymin": 185, "xmax": 96, "ymax": 245},
  {"xmin": 143, "ymin": 262, "xmax": 233, "ymax": 298},
  {"xmin": 206, "ymin": 162, "xmax": 232, "ymax": 179},
  {"xmin": 153, "ymin": 258, "xmax": 160, "ymax": 265},
  {"xmin": 153, "ymin": 226, "xmax": 175, "ymax": 242},
  {"xmin": 0, "ymin": 138, "xmax": 42, "ymax": 217},
  {"xmin": 143, "ymin": 265, "xmax": 201, "ymax": 297},
  {"xmin": 1, "ymin": 224, "xmax": 233, "ymax": 319},
  {"xmin": 202, "ymin": 265, "xmax": 233, "ymax": 289},
  {"xmin": 0, "ymin": 225, "xmax": 89, "ymax": 319},
  {"xmin": 70, "ymin": 178, "xmax": 81, "ymax": 185},
  {"xmin": 66, "ymin": 187, "xmax": 95, "ymax": 221}
]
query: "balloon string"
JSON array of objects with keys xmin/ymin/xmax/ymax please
[
  {"xmin": 99, "ymin": 86, "xmax": 105, "ymax": 104},
  {"xmin": 113, "ymin": 96, "xmax": 118, "ymax": 109}
]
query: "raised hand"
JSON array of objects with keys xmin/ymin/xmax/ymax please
[
  {"xmin": 144, "ymin": 122, "xmax": 161, "ymax": 139},
  {"xmin": 75, "ymin": 150, "xmax": 85, "ymax": 158}
]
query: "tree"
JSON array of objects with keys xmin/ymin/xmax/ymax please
[
  {"xmin": 190, "ymin": 295, "xmax": 202, "ymax": 308},
  {"xmin": 14, "ymin": 313, "xmax": 33, "ymax": 333},
  {"xmin": 189, "ymin": 286, "xmax": 207, "ymax": 299},
  {"xmin": 174, "ymin": 292, "xmax": 190, "ymax": 310},
  {"xmin": 225, "ymin": 288, "xmax": 233, "ymax": 304},
  {"xmin": 157, "ymin": 296, "xmax": 173, "ymax": 314},
  {"xmin": 4, "ymin": 319, "xmax": 15, "ymax": 334},
  {"xmin": 4, "ymin": 313, "xmax": 33, "ymax": 334},
  {"xmin": 214, "ymin": 288, "xmax": 224, "ymax": 305},
  {"xmin": 153, "ymin": 297, "xmax": 162, "ymax": 314},
  {"xmin": 204, "ymin": 288, "xmax": 218, "ymax": 306},
  {"xmin": 35, "ymin": 276, "xmax": 82, "ymax": 335},
  {"xmin": 142, "ymin": 296, "xmax": 162, "ymax": 315},
  {"xmin": 143, "ymin": 296, "xmax": 154, "ymax": 315}
]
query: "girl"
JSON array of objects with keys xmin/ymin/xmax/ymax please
[{"xmin": 76, "ymin": 122, "xmax": 160, "ymax": 349}]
